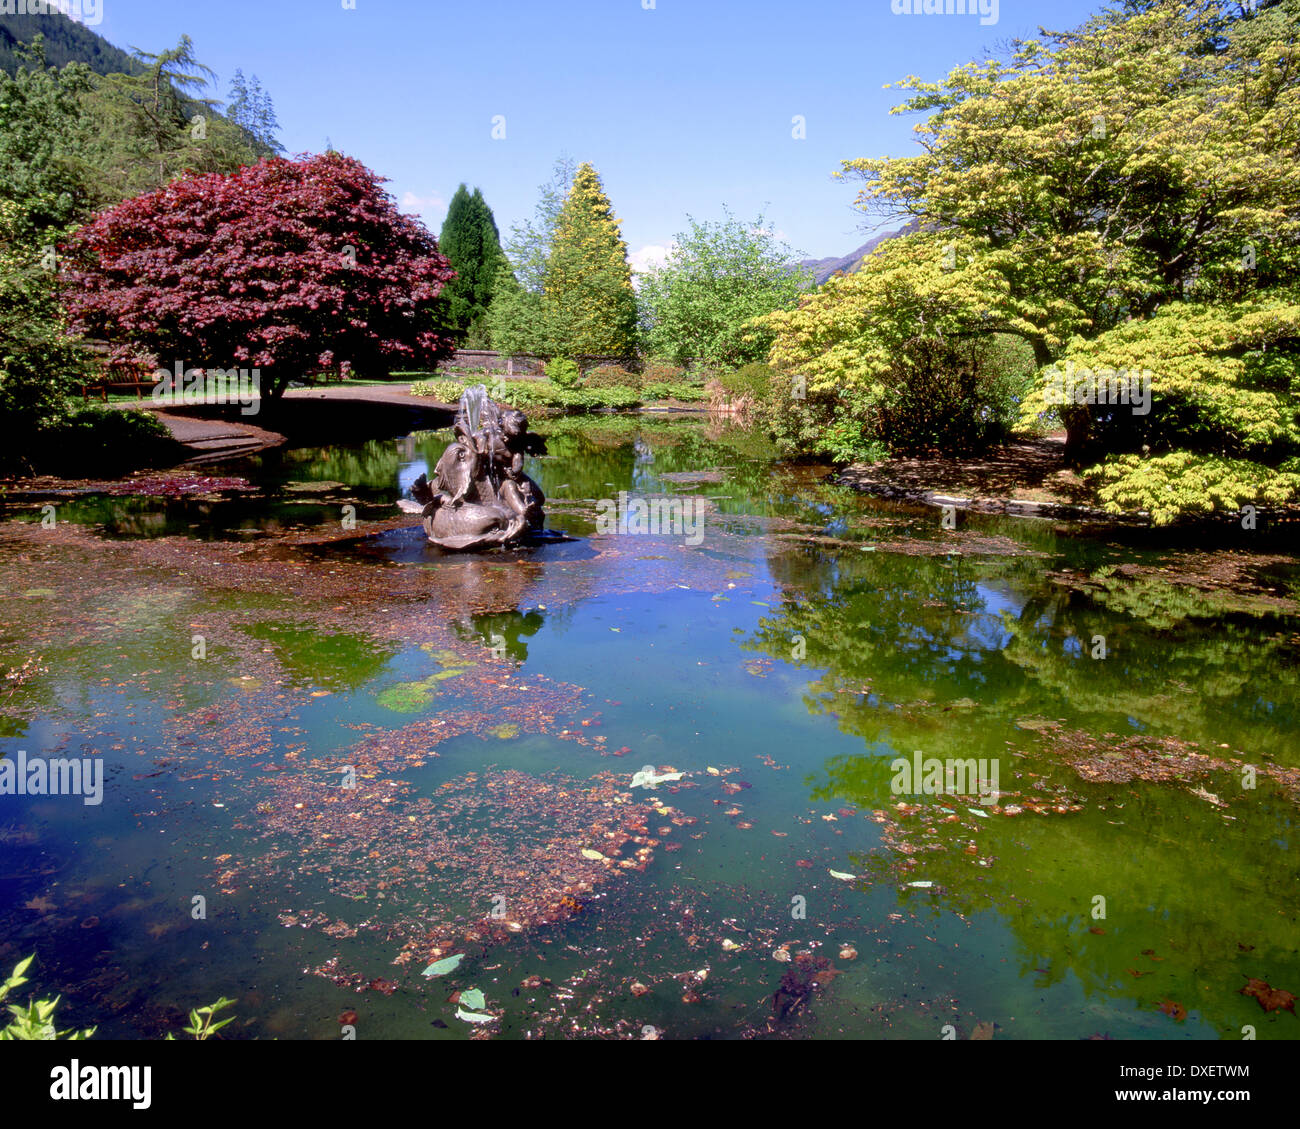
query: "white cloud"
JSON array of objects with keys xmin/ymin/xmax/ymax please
[
  {"xmin": 399, "ymin": 191, "xmax": 447, "ymax": 221},
  {"xmin": 628, "ymin": 242, "xmax": 676, "ymax": 276}
]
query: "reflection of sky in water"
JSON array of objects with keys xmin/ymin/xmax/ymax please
[{"xmin": 398, "ymin": 459, "xmax": 429, "ymax": 495}]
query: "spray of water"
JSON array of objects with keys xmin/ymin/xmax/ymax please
[{"xmin": 460, "ymin": 384, "xmax": 488, "ymax": 436}]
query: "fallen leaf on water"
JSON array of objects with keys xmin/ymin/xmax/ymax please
[
  {"xmin": 971, "ymin": 1021, "xmax": 995, "ymax": 1040},
  {"xmin": 421, "ymin": 953, "xmax": 465, "ymax": 978},
  {"xmin": 455, "ymin": 1007, "xmax": 495, "ymax": 1024},
  {"xmin": 1240, "ymin": 979, "xmax": 1297, "ymax": 1014},
  {"xmin": 1157, "ymin": 999, "xmax": 1187, "ymax": 1021}
]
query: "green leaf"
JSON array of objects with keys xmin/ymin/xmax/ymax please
[{"xmin": 421, "ymin": 953, "xmax": 465, "ymax": 978}]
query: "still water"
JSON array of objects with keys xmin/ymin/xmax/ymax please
[{"xmin": 1, "ymin": 414, "xmax": 1296, "ymax": 1039}]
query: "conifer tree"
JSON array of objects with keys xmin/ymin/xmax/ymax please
[
  {"xmin": 541, "ymin": 162, "xmax": 637, "ymax": 358},
  {"xmin": 438, "ymin": 184, "xmax": 506, "ymax": 344}
]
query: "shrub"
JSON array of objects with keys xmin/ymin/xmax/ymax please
[
  {"xmin": 583, "ymin": 363, "xmax": 640, "ymax": 391},
  {"xmin": 643, "ymin": 381, "xmax": 706, "ymax": 403},
  {"xmin": 411, "ymin": 377, "xmax": 468, "ymax": 403},
  {"xmin": 56, "ymin": 408, "xmax": 179, "ymax": 477},
  {"xmin": 641, "ymin": 360, "xmax": 685, "ymax": 386},
  {"xmin": 545, "ymin": 357, "xmax": 582, "ymax": 388}
]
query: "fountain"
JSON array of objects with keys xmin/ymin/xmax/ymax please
[{"xmin": 398, "ymin": 385, "xmax": 547, "ymax": 551}]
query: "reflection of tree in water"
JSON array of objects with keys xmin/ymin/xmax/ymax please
[
  {"xmin": 748, "ymin": 542, "xmax": 1034, "ymax": 766},
  {"xmin": 453, "ymin": 608, "xmax": 546, "ymax": 663},
  {"xmin": 745, "ymin": 540, "xmax": 1300, "ymax": 1036},
  {"xmin": 999, "ymin": 574, "xmax": 1300, "ymax": 763}
]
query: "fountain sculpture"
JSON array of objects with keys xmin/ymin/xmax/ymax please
[{"xmin": 398, "ymin": 385, "xmax": 547, "ymax": 550}]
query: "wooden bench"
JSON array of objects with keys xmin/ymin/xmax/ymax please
[{"xmin": 78, "ymin": 379, "xmax": 158, "ymax": 402}]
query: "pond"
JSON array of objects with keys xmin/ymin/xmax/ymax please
[{"xmin": 1, "ymin": 413, "xmax": 1297, "ymax": 1040}]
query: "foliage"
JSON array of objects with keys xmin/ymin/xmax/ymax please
[
  {"xmin": 179, "ymin": 996, "xmax": 237, "ymax": 1041},
  {"xmin": 0, "ymin": 198, "xmax": 88, "ymax": 473},
  {"xmin": 544, "ymin": 357, "xmax": 582, "ymax": 389},
  {"xmin": 541, "ymin": 162, "xmax": 638, "ymax": 358},
  {"xmin": 1021, "ymin": 293, "xmax": 1300, "ymax": 522},
  {"xmin": 226, "ymin": 69, "xmax": 283, "ymax": 155},
  {"xmin": 85, "ymin": 36, "xmax": 263, "ymax": 200},
  {"xmin": 1086, "ymin": 451, "xmax": 1300, "ymax": 526},
  {"xmin": 638, "ymin": 211, "xmax": 811, "ymax": 367},
  {"xmin": 414, "ymin": 377, "xmax": 469, "ymax": 404},
  {"xmin": 485, "ymin": 269, "xmax": 546, "ymax": 358},
  {"xmin": 718, "ymin": 362, "xmax": 777, "ymax": 404},
  {"xmin": 501, "ymin": 155, "xmax": 575, "ymax": 297},
  {"xmin": 0, "ymin": 12, "xmax": 145, "ymax": 78},
  {"xmin": 641, "ymin": 381, "xmax": 706, "ymax": 403},
  {"xmin": 438, "ymin": 184, "xmax": 506, "ymax": 343},
  {"xmin": 54, "ymin": 407, "xmax": 178, "ymax": 477},
  {"xmin": 414, "ymin": 377, "xmax": 648, "ymax": 413},
  {"xmin": 760, "ymin": 0, "xmax": 1300, "ymax": 495},
  {"xmin": 0, "ymin": 955, "xmax": 95, "ymax": 1041},
  {"xmin": 61, "ymin": 153, "xmax": 458, "ymax": 398},
  {"xmin": 583, "ymin": 363, "xmax": 640, "ymax": 391}
]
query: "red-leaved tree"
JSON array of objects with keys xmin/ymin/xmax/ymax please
[{"xmin": 61, "ymin": 152, "xmax": 457, "ymax": 397}]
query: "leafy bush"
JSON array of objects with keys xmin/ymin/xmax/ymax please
[
  {"xmin": 641, "ymin": 360, "xmax": 685, "ymax": 385},
  {"xmin": 583, "ymin": 363, "xmax": 640, "ymax": 391},
  {"xmin": 545, "ymin": 357, "xmax": 582, "ymax": 388},
  {"xmin": 642, "ymin": 381, "xmax": 706, "ymax": 402},
  {"xmin": 720, "ymin": 363, "xmax": 776, "ymax": 403},
  {"xmin": 411, "ymin": 377, "xmax": 468, "ymax": 403},
  {"xmin": 56, "ymin": 408, "xmax": 178, "ymax": 477}
]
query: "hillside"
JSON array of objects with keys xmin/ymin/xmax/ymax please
[
  {"xmin": 0, "ymin": 11, "xmax": 144, "ymax": 76},
  {"xmin": 798, "ymin": 220, "xmax": 917, "ymax": 285}
]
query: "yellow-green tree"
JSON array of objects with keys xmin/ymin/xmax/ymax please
[
  {"xmin": 541, "ymin": 162, "xmax": 637, "ymax": 358},
  {"xmin": 759, "ymin": 0, "xmax": 1300, "ymax": 519}
]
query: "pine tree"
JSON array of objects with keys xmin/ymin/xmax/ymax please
[
  {"xmin": 541, "ymin": 162, "xmax": 637, "ymax": 358},
  {"xmin": 438, "ymin": 184, "xmax": 506, "ymax": 344},
  {"xmin": 227, "ymin": 68, "xmax": 282, "ymax": 155}
]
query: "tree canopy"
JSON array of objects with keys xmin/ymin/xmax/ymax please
[
  {"xmin": 61, "ymin": 153, "xmax": 458, "ymax": 397},
  {"xmin": 760, "ymin": 0, "xmax": 1300, "ymax": 520},
  {"xmin": 638, "ymin": 211, "xmax": 811, "ymax": 367}
]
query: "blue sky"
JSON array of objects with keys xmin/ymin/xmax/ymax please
[{"xmin": 83, "ymin": 0, "xmax": 1107, "ymax": 266}]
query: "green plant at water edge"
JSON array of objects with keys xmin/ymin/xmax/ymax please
[
  {"xmin": 411, "ymin": 377, "xmax": 468, "ymax": 403},
  {"xmin": 165, "ymin": 996, "xmax": 236, "ymax": 1040},
  {"xmin": 545, "ymin": 357, "xmax": 581, "ymax": 388},
  {"xmin": 0, "ymin": 955, "xmax": 96, "ymax": 1040}
]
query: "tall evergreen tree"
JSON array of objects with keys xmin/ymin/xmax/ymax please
[
  {"xmin": 541, "ymin": 162, "xmax": 637, "ymax": 358},
  {"xmin": 438, "ymin": 184, "xmax": 505, "ymax": 344},
  {"xmin": 227, "ymin": 68, "xmax": 283, "ymax": 155}
]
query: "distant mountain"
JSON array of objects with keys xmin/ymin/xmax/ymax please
[
  {"xmin": 797, "ymin": 220, "xmax": 918, "ymax": 286},
  {"xmin": 0, "ymin": 11, "xmax": 144, "ymax": 76}
]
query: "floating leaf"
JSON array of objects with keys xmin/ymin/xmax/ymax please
[
  {"xmin": 458, "ymin": 988, "xmax": 486, "ymax": 1010},
  {"xmin": 829, "ymin": 869, "xmax": 857, "ymax": 881},
  {"xmin": 455, "ymin": 1007, "xmax": 494, "ymax": 1024},
  {"xmin": 581, "ymin": 848, "xmax": 606, "ymax": 861},
  {"xmin": 421, "ymin": 953, "xmax": 465, "ymax": 978},
  {"xmin": 1240, "ymin": 978, "xmax": 1297, "ymax": 1013}
]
